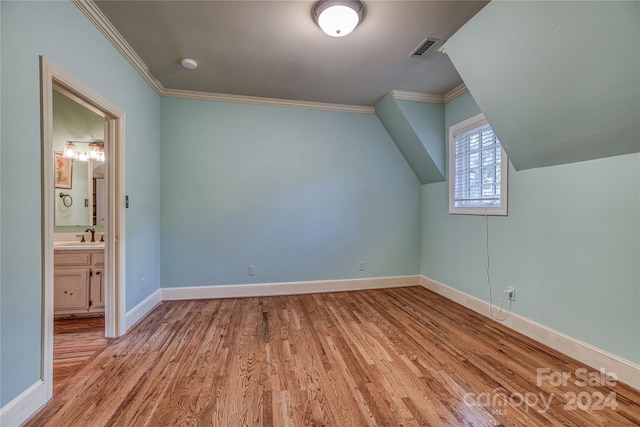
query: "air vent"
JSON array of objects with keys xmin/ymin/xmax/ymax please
[{"xmin": 411, "ymin": 37, "xmax": 442, "ymax": 57}]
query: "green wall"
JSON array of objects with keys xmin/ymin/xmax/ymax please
[
  {"xmin": 160, "ymin": 97, "xmax": 421, "ymax": 287},
  {"xmin": 421, "ymin": 92, "xmax": 640, "ymax": 363},
  {"xmin": 0, "ymin": 0, "xmax": 161, "ymax": 406}
]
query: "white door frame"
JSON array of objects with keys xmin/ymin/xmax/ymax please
[{"xmin": 40, "ymin": 56, "xmax": 126, "ymax": 400}]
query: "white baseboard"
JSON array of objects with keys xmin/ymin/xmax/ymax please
[
  {"xmin": 420, "ymin": 275, "xmax": 640, "ymax": 391},
  {"xmin": 162, "ymin": 275, "xmax": 420, "ymax": 300},
  {"xmin": 0, "ymin": 380, "xmax": 47, "ymax": 427},
  {"xmin": 125, "ymin": 288, "xmax": 162, "ymax": 330}
]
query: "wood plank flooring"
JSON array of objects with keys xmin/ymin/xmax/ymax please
[
  {"xmin": 53, "ymin": 316, "xmax": 109, "ymax": 395},
  {"xmin": 28, "ymin": 287, "xmax": 640, "ymax": 426}
]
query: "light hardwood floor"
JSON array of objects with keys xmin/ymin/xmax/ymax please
[
  {"xmin": 28, "ymin": 287, "xmax": 640, "ymax": 426},
  {"xmin": 53, "ymin": 316, "xmax": 109, "ymax": 395}
]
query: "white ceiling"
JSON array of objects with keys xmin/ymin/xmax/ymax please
[{"xmin": 94, "ymin": 1, "xmax": 488, "ymax": 106}]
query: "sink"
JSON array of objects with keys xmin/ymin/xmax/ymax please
[{"xmin": 54, "ymin": 241, "xmax": 104, "ymax": 249}]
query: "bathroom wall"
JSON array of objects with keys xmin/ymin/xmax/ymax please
[{"xmin": 160, "ymin": 97, "xmax": 422, "ymax": 287}]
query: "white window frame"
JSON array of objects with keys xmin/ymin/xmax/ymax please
[{"xmin": 449, "ymin": 113, "xmax": 508, "ymax": 216}]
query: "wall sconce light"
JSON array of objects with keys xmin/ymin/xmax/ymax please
[
  {"xmin": 63, "ymin": 142, "xmax": 77, "ymax": 159},
  {"xmin": 63, "ymin": 141, "xmax": 105, "ymax": 162},
  {"xmin": 313, "ymin": 0, "xmax": 365, "ymax": 38}
]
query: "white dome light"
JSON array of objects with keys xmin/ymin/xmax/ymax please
[{"xmin": 313, "ymin": 1, "xmax": 364, "ymax": 38}]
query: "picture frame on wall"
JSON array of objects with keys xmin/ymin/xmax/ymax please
[{"xmin": 55, "ymin": 152, "xmax": 73, "ymax": 189}]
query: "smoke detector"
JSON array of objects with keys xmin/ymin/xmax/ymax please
[{"xmin": 181, "ymin": 58, "xmax": 198, "ymax": 69}]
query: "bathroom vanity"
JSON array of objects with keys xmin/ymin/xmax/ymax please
[{"xmin": 54, "ymin": 244, "xmax": 104, "ymax": 317}]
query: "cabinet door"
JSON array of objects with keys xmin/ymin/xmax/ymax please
[
  {"xmin": 54, "ymin": 269, "xmax": 90, "ymax": 312},
  {"xmin": 90, "ymin": 268, "xmax": 105, "ymax": 310}
]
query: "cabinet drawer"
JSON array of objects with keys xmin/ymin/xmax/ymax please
[
  {"xmin": 93, "ymin": 252, "xmax": 104, "ymax": 267},
  {"xmin": 54, "ymin": 252, "xmax": 92, "ymax": 267}
]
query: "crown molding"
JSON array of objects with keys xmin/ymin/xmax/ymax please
[
  {"xmin": 73, "ymin": 0, "xmax": 164, "ymax": 94},
  {"xmin": 390, "ymin": 90, "xmax": 444, "ymax": 103},
  {"xmin": 162, "ymin": 88, "xmax": 375, "ymax": 114},
  {"xmin": 443, "ymin": 83, "xmax": 468, "ymax": 103},
  {"xmin": 76, "ymin": 0, "xmax": 463, "ymax": 114},
  {"xmin": 391, "ymin": 84, "xmax": 469, "ymax": 105},
  {"xmin": 74, "ymin": 0, "xmax": 373, "ymax": 114}
]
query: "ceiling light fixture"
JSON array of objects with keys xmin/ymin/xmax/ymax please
[
  {"xmin": 181, "ymin": 58, "xmax": 198, "ymax": 69},
  {"xmin": 312, "ymin": 0, "xmax": 365, "ymax": 38}
]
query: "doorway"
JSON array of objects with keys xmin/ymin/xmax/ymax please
[
  {"xmin": 41, "ymin": 57, "xmax": 126, "ymax": 401},
  {"xmin": 51, "ymin": 87, "xmax": 108, "ymax": 394}
]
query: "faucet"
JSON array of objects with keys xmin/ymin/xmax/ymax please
[{"xmin": 85, "ymin": 228, "xmax": 96, "ymax": 242}]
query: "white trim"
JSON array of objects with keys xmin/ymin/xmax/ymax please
[
  {"xmin": 126, "ymin": 289, "xmax": 162, "ymax": 330},
  {"xmin": 162, "ymin": 88, "xmax": 375, "ymax": 114},
  {"xmin": 443, "ymin": 83, "xmax": 468, "ymax": 103},
  {"xmin": 72, "ymin": 0, "xmax": 164, "ymax": 94},
  {"xmin": 390, "ymin": 90, "xmax": 444, "ymax": 104},
  {"xmin": 162, "ymin": 275, "xmax": 420, "ymax": 300},
  {"xmin": 420, "ymin": 276, "xmax": 640, "ymax": 391},
  {"xmin": 0, "ymin": 381, "xmax": 47, "ymax": 427},
  {"xmin": 104, "ymin": 116, "xmax": 127, "ymax": 337},
  {"xmin": 448, "ymin": 113, "xmax": 509, "ymax": 216},
  {"xmin": 40, "ymin": 57, "xmax": 56, "ymax": 401},
  {"xmin": 40, "ymin": 57, "xmax": 127, "ymax": 408},
  {"xmin": 390, "ymin": 85, "xmax": 469, "ymax": 104}
]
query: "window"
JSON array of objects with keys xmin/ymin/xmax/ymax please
[{"xmin": 449, "ymin": 113, "xmax": 508, "ymax": 215}]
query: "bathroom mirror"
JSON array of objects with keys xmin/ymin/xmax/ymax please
[
  {"xmin": 54, "ymin": 159, "xmax": 105, "ymax": 226},
  {"xmin": 53, "ymin": 89, "xmax": 105, "ymax": 227}
]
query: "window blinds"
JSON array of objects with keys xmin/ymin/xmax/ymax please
[{"xmin": 453, "ymin": 123, "xmax": 502, "ymax": 208}]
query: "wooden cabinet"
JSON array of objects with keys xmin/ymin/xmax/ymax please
[
  {"xmin": 54, "ymin": 268, "xmax": 90, "ymax": 311},
  {"xmin": 54, "ymin": 250, "xmax": 105, "ymax": 317}
]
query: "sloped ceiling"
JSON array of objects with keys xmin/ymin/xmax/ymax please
[
  {"xmin": 375, "ymin": 95, "xmax": 445, "ymax": 184},
  {"xmin": 445, "ymin": 1, "xmax": 640, "ymax": 170}
]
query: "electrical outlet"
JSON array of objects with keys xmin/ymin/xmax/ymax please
[
  {"xmin": 506, "ymin": 287, "xmax": 516, "ymax": 301},
  {"xmin": 358, "ymin": 261, "xmax": 365, "ymax": 271},
  {"xmin": 248, "ymin": 265, "xmax": 256, "ymax": 276}
]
